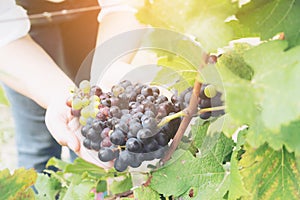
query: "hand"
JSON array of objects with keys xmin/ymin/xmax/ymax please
[{"xmin": 45, "ymin": 98, "xmax": 113, "ymax": 169}]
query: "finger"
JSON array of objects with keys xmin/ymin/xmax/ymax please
[
  {"xmin": 45, "ymin": 110, "xmax": 80, "ymax": 152},
  {"xmin": 68, "ymin": 117, "xmax": 81, "ymax": 133}
]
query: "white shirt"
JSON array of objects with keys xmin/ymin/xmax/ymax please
[{"xmin": 0, "ymin": 0, "xmax": 30, "ymax": 47}]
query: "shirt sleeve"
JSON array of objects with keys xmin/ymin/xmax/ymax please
[
  {"xmin": 97, "ymin": 0, "xmax": 142, "ymax": 22},
  {"xmin": 0, "ymin": 0, "xmax": 30, "ymax": 47}
]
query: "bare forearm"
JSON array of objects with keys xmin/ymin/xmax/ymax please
[{"xmin": 0, "ymin": 35, "xmax": 74, "ymax": 108}]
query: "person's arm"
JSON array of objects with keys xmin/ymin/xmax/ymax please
[{"xmin": 0, "ymin": 35, "xmax": 74, "ymax": 109}]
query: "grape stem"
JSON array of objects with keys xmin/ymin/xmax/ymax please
[
  {"xmin": 160, "ymin": 52, "xmax": 209, "ymax": 165},
  {"xmin": 157, "ymin": 106, "xmax": 226, "ymax": 127},
  {"xmin": 157, "ymin": 110, "xmax": 187, "ymax": 127},
  {"xmin": 197, "ymin": 105, "xmax": 226, "ymax": 115}
]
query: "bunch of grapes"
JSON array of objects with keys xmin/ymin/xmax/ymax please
[
  {"xmin": 172, "ymin": 84, "xmax": 225, "ymax": 120},
  {"xmin": 68, "ymin": 80, "xmax": 181, "ymax": 172}
]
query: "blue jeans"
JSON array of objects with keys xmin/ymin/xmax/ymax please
[{"xmin": 4, "ymin": 85, "xmax": 77, "ymax": 172}]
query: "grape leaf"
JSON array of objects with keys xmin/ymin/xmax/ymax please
[
  {"xmin": 60, "ymin": 174, "xmax": 95, "ymax": 200},
  {"xmin": 236, "ymin": 0, "xmax": 300, "ymax": 48},
  {"xmin": 218, "ymin": 40, "xmax": 300, "ymax": 152},
  {"xmin": 227, "ymin": 130, "xmax": 250, "ymax": 200},
  {"xmin": 110, "ymin": 175, "xmax": 132, "ymax": 195},
  {"xmin": 154, "ymin": 56, "xmax": 197, "ymax": 93},
  {"xmin": 0, "ymin": 168, "xmax": 37, "ymax": 200},
  {"xmin": 239, "ymin": 144, "xmax": 300, "ymax": 199},
  {"xmin": 134, "ymin": 186, "xmax": 161, "ymax": 200},
  {"xmin": 35, "ymin": 174, "xmax": 61, "ymax": 200},
  {"xmin": 244, "ymin": 40, "xmax": 300, "ymax": 130},
  {"xmin": 150, "ymin": 123, "xmax": 234, "ymax": 199},
  {"xmin": 136, "ymin": 0, "xmax": 238, "ymax": 51},
  {"xmin": 46, "ymin": 157, "xmax": 70, "ymax": 171},
  {"xmin": 217, "ymin": 43, "xmax": 254, "ymax": 80},
  {"xmin": 64, "ymin": 158, "xmax": 114, "ymax": 177}
]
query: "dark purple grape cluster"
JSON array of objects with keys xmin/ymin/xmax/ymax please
[
  {"xmin": 70, "ymin": 80, "xmax": 181, "ymax": 172},
  {"xmin": 172, "ymin": 84, "xmax": 225, "ymax": 120}
]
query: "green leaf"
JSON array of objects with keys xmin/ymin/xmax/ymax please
[
  {"xmin": 110, "ymin": 175, "xmax": 133, "ymax": 195},
  {"xmin": 218, "ymin": 43, "xmax": 254, "ymax": 80},
  {"xmin": 46, "ymin": 157, "xmax": 70, "ymax": 171},
  {"xmin": 35, "ymin": 174, "xmax": 61, "ymax": 200},
  {"xmin": 244, "ymin": 40, "xmax": 300, "ymax": 130},
  {"xmin": 0, "ymin": 168, "xmax": 37, "ymax": 200},
  {"xmin": 65, "ymin": 158, "xmax": 113, "ymax": 177},
  {"xmin": 136, "ymin": 0, "xmax": 238, "ymax": 51},
  {"xmin": 239, "ymin": 144, "xmax": 300, "ymax": 199},
  {"xmin": 0, "ymin": 86, "xmax": 9, "ymax": 106},
  {"xmin": 153, "ymin": 56, "xmax": 197, "ymax": 93},
  {"xmin": 218, "ymin": 40, "xmax": 300, "ymax": 151},
  {"xmin": 134, "ymin": 186, "xmax": 161, "ymax": 200},
  {"xmin": 150, "ymin": 127, "xmax": 234, "ymax": 199},
  {"xmin": 61, "ymin": 174, "xmax": 95, "ymax": 200},
  {"xmin": 227, "ymin": 130, "xmax": 250, "ymax": 200},
  {"xmin": 236, "ymin": 0, "xmax": 300, "ymax": 48}
]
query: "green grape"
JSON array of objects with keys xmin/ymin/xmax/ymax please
[
  {"xmin": 90, "ymin": 107, "xmax": 100, "ymax": 118},
  {"xmin": 89, "ymin": 95, "xmax": 100, "ymax": 102},
  {"xmin": 81, "ymin": 97, "xmax": 90, "ymax": 107},
  {"xmin": 80, "ymin": 106, "xmax": 90, "ymax": 118},
  {"xmin": 79, "ymin": 116, "xmax": 87, "ymax": 125},
  {"xmin": 204, "ymin": 85, "xmax": 217, "ymax": 98},
  {"xmin": 72, "ymin": 97, "xmax": 83, "ymax": 110},
  {"xmin": 91, "ymin": 100, "xmax": 100, "ymax": 109},
  {"xmin": 112, "ymin": 85, "xmax": 124, "ymax": 97},
  {"xmin": 79, "ymin": 80, "xmax": 91, "ymax": 94}
]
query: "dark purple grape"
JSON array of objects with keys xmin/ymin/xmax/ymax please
[
  {"xmin": 199, "ymin": 99, "xmax": 212, "ymax": 109},
  {"xmin": 101, "ymin": 98, "xmax": 111, "ymax": 107},
  {"xmin": 109, "ymin": 106, "xmax": 122, "ymax": 118},
  {"xmin": 151, "ymin": 86, "xmax": 160, "ymax": 95},
  {"xmin": 98, "ymin": 147, "xmax": 117, "ymax": 162},
  {"xmin": 146, "ymin": 95, "xmax": 155, "ymax": 102},
  {"xmin": 86, "ymin": 128, "xmax": 101, "ymax": 142},
  {"xmin": 141, "ymin": 86, "xmax": 153, "ymax": 97},
  {"xmin": 101, "ymin": 137, "xmax": 112, "ymax": 147},
  {"xmin": 101, "ymin": 128, "xmax": 111, "ymax": 139},
  {"xmin": 144, "ymin": 139, "xmax": 159, "ymax": 152},
  {"xmin": 129, "ymin": 122, "xmax": 142, "ymax": 136},
  {"xmin": 114, "ymin": 156, "xmax": 128, "ymax": 172},
  {"xmin": 155, "ymin": 95, "xmax": 168, "ymax": 104},
  {"xmin": 83, "ymin": 138, "xmax": 92, "ymax": 149},
  {"xmin": 119, "ymin": 80, "xmax": 132, "ymax": 88},
  {"xmin": 90, "ymin": 86, "xmax": 102, "ymax": 97},
  {"xmin": 136, "ymin": 94, "xmax": 145, "ymax": 103},
  {"xmin": 155, "ymin": 132, "xmax": 170, "ymax": 146},
  {"xmin": 71, "ymin": 108, "xmax": 81, "ymax": 117},
  {"xmin": 81, "ymin": 125, "xmax": 91, "ymax": 137},
  {"xmin": 142, "ymin": 116, "xmax": 157, "ymax": 131},
  {"xmin": 126, "ymin": 138, "xmax": 142, "ymax": 153},
  {"xmin": 110, "ymin": 129, "xmax": 126, "ymax": 145},
  {"xmin": 92, "ymin": 119, "xmax": 103, "ymax": 132},
  {"xmin": 107, "ymin": 117, "xmax": 119, "ymax": 129},
  {"xmin": 110, "ymin": 97, "xmax": 120, "ymax": 106},
  {"xmin": 137, "ymin": 128, "xmax": 154, "ymax": 143},
  {"xmin": 116, "ymin": 121, "xmax": 129, "ymax": 133},
  {"xmin": 91, "ymin": 141, "xmax": 101, "ymax": 151},
  {"xmin": 200, "ymin": 112, "xmax": 211, "ymax": 120}
]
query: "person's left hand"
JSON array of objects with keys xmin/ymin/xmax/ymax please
[{"xmin": 45, "ymin": 98, "xmax": 113, "ymax": 169}]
